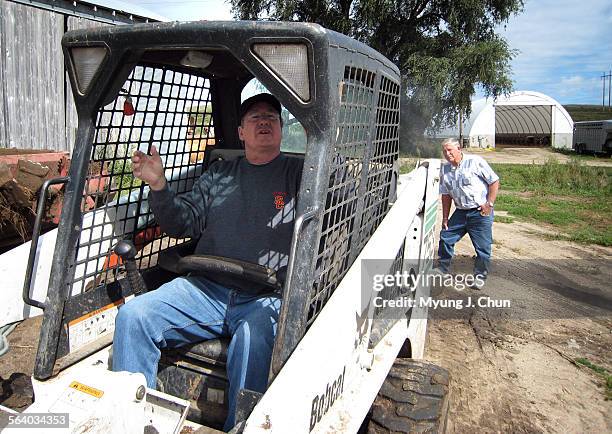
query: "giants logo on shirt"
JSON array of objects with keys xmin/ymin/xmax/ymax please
[{"xmin": 273, "ymin": 191, "xmax": 287, "ymax": 209}]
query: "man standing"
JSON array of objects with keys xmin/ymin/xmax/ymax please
[
  {"xmin": 112, "ymin": 93, "xmax": 303, "ymax": 431},
  {"xmin": 437, "ymin": 138, "xmax": 500, "ymax": 287}
]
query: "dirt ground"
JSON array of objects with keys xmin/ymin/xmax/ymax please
[
  {"xmin": 0, "ymin": 317, "xmax": 40, "ymax": 381},
  {"xmin": 466, "ymin": 146, "xmax": 612, "ymax": 167},
  {"xmin": 426, "ymin": 216, "xmax": 611, "ymax": 433},
  {"xmin": 421, "ymin": 146, "xmax": 612, "ymax": 433}
]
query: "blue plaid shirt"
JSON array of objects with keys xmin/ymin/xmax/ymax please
[{"xmin": 439, "ymin": 155, "xmax": 499, "ymax": 209}]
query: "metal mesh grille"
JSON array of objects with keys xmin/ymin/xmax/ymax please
[
  {"xmin": 306, "ymin": 66, "xmax": 376, "ymax": 326},
  {"xmin": 71, "ymin": 65, "xmax": 214, "ymax": 294},
  {"xmin": 356, "ymin": 76, "xmax": 400, "ymax": 249},
  {"xmin": 368, "ymin": 238, "xmax": 408, "ymax": 348},
  {"xmin": 304, "ymin": 70, "xmax": 400, "ymax": 327},
  {"xmin": 373, "ymin": 239, "xmax": 408, "ymax": 320}
]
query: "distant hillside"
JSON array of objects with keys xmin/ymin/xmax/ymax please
[{"xmin": 564, "ymin": 105, "xmax": 612, "ymax": 122}]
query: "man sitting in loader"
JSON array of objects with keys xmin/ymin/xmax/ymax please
[{"xmin": 112, "ymin": 93, "xmax": 303, "ymax": 431}]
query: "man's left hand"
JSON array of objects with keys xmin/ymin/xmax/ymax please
[{"xmin": 479, "ymin": 202, "xmax": 492, "ymax": 216}]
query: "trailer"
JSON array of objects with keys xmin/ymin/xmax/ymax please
[{"xmin": 573, "ymin": 120, "xmax": 612, "ymax": 154}]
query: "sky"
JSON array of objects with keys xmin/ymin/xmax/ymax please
[{"xmin": 121, "ymin": 0, "xmax": 612, "ymax": 105}]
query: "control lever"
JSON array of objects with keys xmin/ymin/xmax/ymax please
[{"xmin": 113, "ymin": 240, "xmax": 147, "ymax": 295}]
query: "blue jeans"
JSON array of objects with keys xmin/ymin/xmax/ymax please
[
  {"xmin": 438, "ymin": 208, "xmax": 493, "ymax": 277},
  {"xmin": 112, "ymin": 275, "xmax": 280, "ymax": 431}
]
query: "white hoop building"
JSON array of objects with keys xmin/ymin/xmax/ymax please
[{"xmin": 435, "ymin": 91, "xmax": 574, "ymax": 149}]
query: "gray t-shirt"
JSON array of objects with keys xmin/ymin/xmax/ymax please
[{"xmin": 149, "ymin": 153, "xmax": 303, "ymax": 291}]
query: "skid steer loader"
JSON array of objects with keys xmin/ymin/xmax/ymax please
[{"xmin": 1, "ymin": 21, "xmax": 449, "ymax": 433}]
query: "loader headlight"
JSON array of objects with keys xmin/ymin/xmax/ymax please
[
  {"xmin": 180, "ymin": 50, "xmax": 213, "ymax": 69},
  {"xmin": 71, "ymin": 47, "xmax": 108, "ymax": 94},
  {"xmin": 252, "ymin": 43, "xmax": 310, "ymax": 102}
]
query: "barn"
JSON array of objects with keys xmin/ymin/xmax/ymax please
[
  {"xmin": 436, "ymin": 91, "xmax": 574, "ymax": 150},
  {"xmin": 0, "ymin": 0, "xmax": 165, "ymax": 152}
]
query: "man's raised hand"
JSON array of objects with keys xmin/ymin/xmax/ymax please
[{"xmin": 132, "ymin": 145, "xmax": 166, "ymax": 191}]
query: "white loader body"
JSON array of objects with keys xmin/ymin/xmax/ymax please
[{"xmin": 2, "ymin": 159, "xmax": 439, "ymax": 434}]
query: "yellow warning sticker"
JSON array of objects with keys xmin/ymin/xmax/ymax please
[{"xmin": 69, "ymin": 381, "xmax": 104, "ymax": 398}]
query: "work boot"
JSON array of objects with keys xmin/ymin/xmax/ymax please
[{"xmin": 470, "ymin": 274, "xmax": 487, "ymax": 290}]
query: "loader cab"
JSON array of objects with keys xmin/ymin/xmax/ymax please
[{"xmin": 28, "ymin": 21, "xmax": 401, "ymax": 430}]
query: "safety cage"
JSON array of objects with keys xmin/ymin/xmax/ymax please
[{"xmin": 26, "ymin": 21, "xmax": 401, "ymax": 428}]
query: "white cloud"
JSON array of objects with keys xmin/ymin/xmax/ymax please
[
  {"xmin": 560, "ymin": 76, "xmax": 585, "ymax": 87},
  {"xmin": 500, "ymin": 0, "xmax": 612, "ymax": 103},
  {"xmin": 556, "ymin": 75, "xmax": 600, "ymax": 97},
  {"xmin": 128, "ymin": 0, "xmax": 233, "ymax": 22}
]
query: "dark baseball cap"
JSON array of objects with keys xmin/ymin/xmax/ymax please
[{"xmin": 239, "ymin": 93, "xmax": 282, "ymax": 121}]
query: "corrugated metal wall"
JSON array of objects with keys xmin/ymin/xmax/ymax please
[
  {"xmin": 0, "ymin": 1, "xmax": 112, "ymax": 153},
  {"xmin": 0, "ymin": 4, "xmax": 5, "ymax": 147}
]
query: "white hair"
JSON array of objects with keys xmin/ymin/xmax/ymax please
[{"xmin": 441, "ymin": 138, "xmax": 461, "ymax": 149}]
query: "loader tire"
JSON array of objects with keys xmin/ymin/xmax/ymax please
[{"xmin": 367, "ymin": 359, "xmax": 450, "ymax": 434}]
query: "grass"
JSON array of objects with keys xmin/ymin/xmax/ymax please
[
  {"xmin": 399, "ymin": 156, "xmax": 611, "ymax": 246},
  {"xmin": 564, "ymin": 104, "xmax": 612, "ymax": 122},
  {"xmin": 494, "ymin": 215, "xmax": 514, "ymax": 224},
  {"xmin": 490, "ymin": 159, "xmax": 612, "ymax": 246},
  {"xmin": 575, "ymin": 358, "xmax": 612, "ymax": 400},
  {"xmin": 491, "ymin": 159, "xmax": 611, "ymax": 196},
  {"xmin": 551, "ymin": 148, "xmax": 612, "ymax": 162}
]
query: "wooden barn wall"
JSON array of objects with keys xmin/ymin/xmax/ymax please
[
  {"xmin": 0, "ymin": 2, "xmax": 114, "ymax": 153},
  {"xmin": 0, "ymin": 1, "xmax": 64, "ymax": 151}
]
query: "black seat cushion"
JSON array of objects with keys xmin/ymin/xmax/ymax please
[{"xmin": 169, "ymin": 338, "xmax": 230, "ymax": 367}]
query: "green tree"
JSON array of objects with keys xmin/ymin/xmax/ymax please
[{"xmin": 231, "ymin": 0, "xmax": 522, "ymax": 153}]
